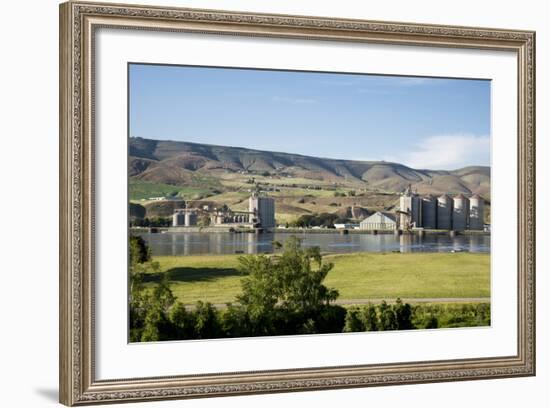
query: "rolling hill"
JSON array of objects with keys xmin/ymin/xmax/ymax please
[{"xmin": 129, "ymin": 137, "xmax": 490, "ymax": 198}]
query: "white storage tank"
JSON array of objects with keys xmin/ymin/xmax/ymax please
[
  {"xmin": 172, "ymin": 210, "xmax": 185, "ymax": 227},
  {"xmin": 452, "ymin": 194, "xmax": 470, "ymax": 231},
  {"xmin": 468, "ymin": 194, "xmax": 485, "ymax": 230}
]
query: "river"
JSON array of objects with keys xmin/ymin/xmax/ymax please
[{"xmin": 136, "ymin": 231, "xmax": 491, "ymax": 256}]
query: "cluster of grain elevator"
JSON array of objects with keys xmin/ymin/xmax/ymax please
[
  {"xmin": 399, "ymin": 185, "xmax": 484, "ymax": 231},
  {"xmin": 171, "ymin": 193, "xmax": 275, "ymax": 229}
]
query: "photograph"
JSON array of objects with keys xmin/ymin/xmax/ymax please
[
  {"xmin": 57, "ymin": 1, "xmax": 536, "ymax": 405},
  {"xmin": 127, "ymin": 64, "xmax": 492, "ymax": 342}
]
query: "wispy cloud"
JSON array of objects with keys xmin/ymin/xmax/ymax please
[
  {"xmin": 271, "ymin": 96, "xmax": 318, "ymax": 105},
  {"xmin": 383, "ymin": 134, "xmax": 490, "ymax": 170}
]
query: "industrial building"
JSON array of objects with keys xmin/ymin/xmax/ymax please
[
  {"xmin": 359, "ymin": 211, "xmax": 397, "ymax": 231},
  {"xmin": 171, "ymin": 192, "xmax": 276, "ymax": 230},
  {"xmin": 248, "ymin": 193, "xmax": 275, "ymax": 228},
  {"xmin": 172, "ymin": 209, "xmax": 197, "ymax": 227},
  {"xmin": 398, "ymin": 186, "xmax": 485, "ymax": 231}
]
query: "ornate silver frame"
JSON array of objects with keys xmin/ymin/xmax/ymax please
[{"xmin": 59, "ymin": 1, "xmax": 536, "ymax": 405}]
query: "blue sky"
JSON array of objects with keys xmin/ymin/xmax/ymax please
[{"xmin": 129, "ymin": 63, "xmax": 491, "ymax": 170}]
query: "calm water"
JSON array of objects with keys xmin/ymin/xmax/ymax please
[{"xmin": 137, "ymin": 232, "xmax": 491, "ymax": 256}]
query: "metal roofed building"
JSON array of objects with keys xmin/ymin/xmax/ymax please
[{"xmin": 360, "ymin": 211, "xmax": 397, "ymax": 231}]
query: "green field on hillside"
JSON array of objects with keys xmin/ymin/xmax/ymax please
[
  {"xmin": 129, "ymin": 180, "xmax": 215, "ymax": 201},
  {"xmin": 141, "ymin": 252, "xmax": 490, "ymax": 305}
]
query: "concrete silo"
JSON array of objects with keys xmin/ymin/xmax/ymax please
[
  {"xmin": 436, "ymin": 194, "xmax": 453, "ymax": 230},
  {"xmin": 399, "ymin": 186, "xmax": 422, "ymax": 229},
  {"xmin": 468, "ymin": 194, "xmax": 485, "ymax": 230},
  {"xmin": 452, "ymin": 194, "xmax": 470, "ymax": 231},
  {"xmin": 421, "ymin": 195, "xmax": 437, "ymax": 229},
  {"xmin": 172, "ymin": 210, "xmax": 185, "ymax": 227},
  {"xmin": 184, "ymin": 210, "xmax": 197, "ymax": 226},
  {"xmin": 249, "ymin": 193, "xmax": 275, "ymax": 228}
]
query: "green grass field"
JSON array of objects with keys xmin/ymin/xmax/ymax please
[{"xmin": 142, "ymin": 252, "xmax": 490, "ymax": 305}]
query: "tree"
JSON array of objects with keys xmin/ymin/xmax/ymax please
[
  {"xmin": 362, "ymin": 303, "xmax": 379, "ymax": 331},
  {"xmin": 343, "ymin": 308, "xmax": 365, "ymax": 332},
  {"xmin": 197, "ymin": 213, "xmax": 211, "ymax": 227},
  {"xmin": 193, "ymin": 301, "xmax": 221, "ymax": 339},
  {"xmin": 129, "ymin": 202, "xmax": 146, "ymax": 223},
  {"xmin": 129, "ymin": 235, "xmax": 151, "ymax": 268},
  {"xmin": 129, "ymin": 235, "xmax": 177, "ymax": 342},
  {"xmin": 393, "ymin": 298, "xmax": 413, "ymax": 330},
  {"xmin": 169, "ymin": 302, "xmax": 195, "ymax": 339},
  {"xmin": 379, "ymin": 300, "xmax": 398, "ymax": 330},
  {"xmin": 220, "ymin": 303, "xmax": 250, "ymax": 338},
  {"xmin": 237, "ymin": 236, "xmax": 339, "ymax": 334}
]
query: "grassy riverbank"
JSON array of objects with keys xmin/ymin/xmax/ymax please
[{"xmin": 142, "ymin": 252, "xmax": 490, "ymax": 305}]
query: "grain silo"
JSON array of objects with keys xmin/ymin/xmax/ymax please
[
  {"xmin": 436, "ymin": 194, "xmax": 453, "ymax": 230},
  {"xmin": 399, "ymin": 186, "xmax": 422, "ymax": 229},
  {"xmin": 172, "ymin": 210, "xmax": 185, "ymax": 227},
  {"xmin": 421, "ymin": 195, "xmax": 437, "ymax": 229},
  {"xmin": 184, "ymin": 210, "xmax": 197, "ymax": 226},
  {"xmin": 249, "ymin": 193, "xmax": 275, "ymax": 228},
  {"xmin": 468, "ymin": 194, "xmax": 484, "ymax": 230},
  {"xmin": 452, "ymin": 194, "xmax": 470, "ymax": 231}
]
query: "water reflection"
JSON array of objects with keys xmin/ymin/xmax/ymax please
[{"xmin": 137, "ymin": 232, "xmax": 491, "ymax": 256}]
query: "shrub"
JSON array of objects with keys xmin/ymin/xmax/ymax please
[
  {"xmin": 362, "ymin": 303, "xmax": 379, "ymax": 331},
  {"xmin": 193, "ymin": 301, "xmax": 221, "ymax": 339},
  {"xmin": 169, "ymin": 302, "xmax": 197, "ymax": 340},
  {"xmin": 129, "ymin": 235, "xmax": 151, "ymax": 267},
  {"xmin": 315, "ymin": 305, "xmax": 347, "ymax": 334},
  {"xmin": 220, "ymin": 304, "xmax": 250, "ymax": 338},
  {"xmin": 343, "ymin": 308, "xmax": 365, "ymax": 332},
  {"xmin": 394, "ymin": 298, "xmax": 414, "ymax": 330},
  {"xmin": 378, "ymin": 301, "xmax": 397, "ymax": 330}
]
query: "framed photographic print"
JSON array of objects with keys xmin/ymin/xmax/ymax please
[{"xmin": 59, "ymin": 1, "xmax": 536, "ymax": 405}]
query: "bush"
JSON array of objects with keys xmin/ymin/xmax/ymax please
[
  {"xmin": 343, "ymin": 300, "xmax": 414, "ymax": 333},
  {"xmin": 394, "ymin": 298, "xmax": 414, "ymax": 330},
  {"xmin": 315, "ymin": 305, "xmax": 347, "ymax": 334},
  {"xmin": 129, "ymin": 202, "xmax": 146, "ymax": 220},
  {"xmin": 220, "ymin": 304, "xmax": 250, "ymax": 338},
  {"xmin": 193, "ymin": 301, "xmax": 222, "ymax": 339},
  {"xmin": 169, "ymin": 302, "xmax": 196, "ymax": 340},
  {"xmin": 362, "ymin": 304, "xmax": 379, "ymax": 331},
  {"xmin": 343, "ymin": 308, "xmax": 365, "ymax": 332},
  {"xmin": 411, "ymin": 303, "xmax": 490, "ymax": 329},
  {"xmin": 378, "ymin": 301, "xmax": 398, "ymax": 330},
  {"xmin": 293, "ymin": 213, "xmax": 341, "ymax": 228},
  {"xmin": 129, "ymin": 235, "xmax": 151, "ymax": 267}
]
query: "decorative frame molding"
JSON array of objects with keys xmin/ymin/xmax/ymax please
[{"xmin": 59, "ymin": 1, "xmax": 536, "ymax": 405}]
